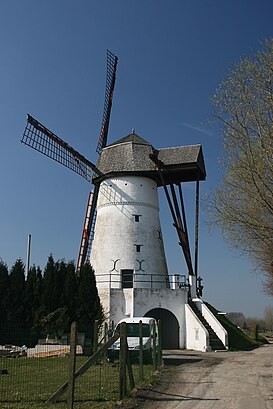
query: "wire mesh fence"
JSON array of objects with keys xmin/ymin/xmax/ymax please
[{"xmin": 0, "ymin": 321, "xmax": 161, "ymax": 409}]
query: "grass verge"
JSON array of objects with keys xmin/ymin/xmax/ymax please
[
  {"xmin": 205, "ymin": 302, "xmax": 260, "ymax": 350},
  {"xmin": 0, "ymin": 356, "xmax": 155, "ymax": 409}
]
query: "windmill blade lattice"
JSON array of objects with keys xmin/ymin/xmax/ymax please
[
  {"xmin": 96, "ymin": 50, "xmax": 118, "ymax": 153},
  {"xmin": 21, "ymin": 114, "xmax": 97, "ymax": 182},
  {"xmin": 77, "ymin": 50, "xmax": 118, "ymax": 269},
  {"xmin": 20, "ymin": 50, "xmax": 118, "ymax": 271}
]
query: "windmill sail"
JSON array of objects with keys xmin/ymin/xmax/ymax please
[
  {"xmin": 96, "ymin": 50, "xmax": 118, "ymax": 153},
  {"xmin": 21, "ymin": 114, "xmax": 98, "ymax": 182},
  {"xmin": 77, "ymin": 50, "xmax": 118, "ymax": 269},
  {"xmin": 21, "ymin": 50, "xmax": 118, "ymax": 271}
]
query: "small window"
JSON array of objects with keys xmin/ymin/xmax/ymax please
[
  {"xmin": 134, "ymin": 244, "xmax": 143, "ymax": 252},
  {"xmin": 116, "ymin": 323, "xmax": 150, "ymax": 337},
  {"xmin": 121, "ymin": 269, "xmax": 133, "ymax": 288},
  {"xmin": 133, "ymin": 214, "xmax": 141, "ymax": 222}
]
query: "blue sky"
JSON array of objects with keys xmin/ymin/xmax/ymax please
[{"xmin": 0, "ymin": 0, "xmax": 272, "ymax": 318}]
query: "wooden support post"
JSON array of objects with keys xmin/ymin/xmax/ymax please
[
  {"xmin": 152, "ymin": 320, "xmax": 157, "ymax": 371},
  {"xmin": 126, "ymin": 345, "xmax": 135, "ymax": 390},
  {"xmin": 119, "ymin": 322, "xmax": 127, "ymax": 399},
  {"xmin": 157, "ymin": 320, "xmax": 162, "ymax": 368},
  {"xmin": 138, "ymin": 320, "xmax": 143, "ymax": 384},
  {"xmin": 103, "ymin": 321, "xmax": 108, "ymax": 360},
  {"xmin": 67, "ymin": 321, "xmax": 77, "ymax": 409},
  {"xmin": 104, "ymin": 321, "xmax": 108, "ymax": 342},
  {"xmin": 194, "ymin": 177, "xmax": 200, "ymax": 277},
  {"xmin": 93, "ymin": 320, "xmax": 98, "ymax": 354}
]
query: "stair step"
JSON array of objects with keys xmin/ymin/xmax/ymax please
[{"xmin": 188, "ymin": 301, "xmax": 226, "ymax": 351}]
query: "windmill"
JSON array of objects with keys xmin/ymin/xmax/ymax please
[
  {"xmin": 21, "ymin": 50, "xmax": 118, "ymax": 271},
  {"xmin": 21, "ymin": 51, "xmax": 227, "ymax": 351},
  {"xmin": 21, "ymin": 49, "xmax": 205, "ymax": 292},
  {"xmin": 20, "ymin": 51, "xmax": 228, "ymax": 351}
]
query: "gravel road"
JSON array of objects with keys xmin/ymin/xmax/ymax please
[{"xmin": 135, "ymin": 344, "xmax": 273, "ymax": 409}]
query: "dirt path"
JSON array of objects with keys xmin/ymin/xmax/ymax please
[{"xmin": 134, "ymin": 345, "xmax": 273, "ymax": 409}]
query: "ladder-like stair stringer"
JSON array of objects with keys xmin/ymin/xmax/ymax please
[
  {"xmin": 77, "ymin": 191, "xmax": 97, "ymax": 270},
  {"xmin": 188, "ymin": 300, "xmax": 226, "ymax": 351}
]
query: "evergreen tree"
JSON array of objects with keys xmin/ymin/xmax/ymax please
[
  {"xmin": 0, "ymin": 259, "xmax": 9, "ymax": 325},
  {"xmin": 76, "ymin": 263, "xmax": 103, "ymax": 336},
  {"xmin": 0, "ymin": 254, "xmax": 103, "ymax": 339},
  {"xmin": 7, "ymin": 259, "xmax": 26, "ymax": 324},
  {"xmin": 57, "ymin": 259, "xmax": 68, "ymax": 308},
  {"xmin": 63, "ymin": 260, "xmax": 77, "ymax": 323},
  {"xmin": 25, "ymin": 265, "xmax": 43, "ymax": 327},
  {"xmin": 40, "ymin": 307, "xmax": 69, "ymax": 337},
  {"xmin": 42, "ymin": 255, "xmax": 62, "ymax": 313}
]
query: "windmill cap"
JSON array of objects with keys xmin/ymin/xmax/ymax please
[
  {"xmin": 93, "ymin": 133, "xmax": 206, "ymax": 186},
  {"xmin": 107, "ymin": 132, "xmax": 152, "ymax": 147}
]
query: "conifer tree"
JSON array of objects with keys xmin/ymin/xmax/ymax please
[
  {"xmin": 25, "ymin": 266, "xmax": 43, "ymax": 327},
  {"xmin": 7, "ymin": 259, "xmax": 26, "ymax": 324},
  {"xmin": 0, "ymin": 259, "xmax": 9, "ymax": 325},
  {"xmin": 76, "ymin": 263, "xmax": 103, "ymax": 335},
  {"xmin": 63, "ymin": 260, "xmax": 77, "ymax": 323},
  {"xmin": 42, "ymin": 254, "xmax": 62, "ymax": 313}
]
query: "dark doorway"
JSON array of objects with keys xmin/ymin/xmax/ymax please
[
  {"xmin": 144, "ymin": 308, "xmax": 179, "ymax": 349},
  {"xmin": 121, "ymin": 269, "xmax": 133, "ymax": 288}
]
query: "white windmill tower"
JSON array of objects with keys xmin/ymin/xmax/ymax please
[{"xmin": 89, "ymin": 130, "xmax": 207, "ymax": 346}]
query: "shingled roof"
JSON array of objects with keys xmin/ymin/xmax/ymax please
[{"xmin": 93, "ymin": 132, "xmax": 206, "ymax": 186}]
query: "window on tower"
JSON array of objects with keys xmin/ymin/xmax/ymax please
[
  {"xmin": 133, "ymin": 214, "xmax": 141, "ymax": 222},
  {"xmin": 134, "ymin": 244, "xmax": 143, "ymax": 252}
]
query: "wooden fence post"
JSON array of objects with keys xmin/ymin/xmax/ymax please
[
  {"xmin": 138, "ymin": 320, "xmax": 143, "ymax": 384},
  {"xmin": 67, "ymin": 321, "xmax": 77, "ymax": 409},
  {"xmin": 119, "ymin": 322, "xmax": 127, "ymax": 399},
  {"xmin": 93, "ymin": 320, "xmax": 98, "ymax": 354},
  {"xmin": 104, "ymin": 321, "xmax": 108, "ymax": 342},
  {"xmin": 152, "ymin": 320, "xmax": 157, "ymax": 371}
]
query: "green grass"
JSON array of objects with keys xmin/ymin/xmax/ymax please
[
  {"xmin": 0, "ymin": 356, "xmax": 154, "ymax": 409},
  {"xmin": 205, "ymin": 302, "xmax": 260, "ymax": 351}
]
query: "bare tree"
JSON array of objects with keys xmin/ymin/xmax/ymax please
[
  {"xmin": 208, "ymin": 39, "xmax": 273, "ymax": 287},
  {"xmin": 226, "ymin": 312, "xmax": 246, "ymax": 328},
  {"xmin": 264, "ymin": 305, "xmax": 273, "ymax": 332}
]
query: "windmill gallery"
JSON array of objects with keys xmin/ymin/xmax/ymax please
[{"xmin": 21, "ymin": 51, "xmax": 228, "ymax": 352}]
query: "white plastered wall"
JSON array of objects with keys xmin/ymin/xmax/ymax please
[
  {"xmin": 91, "ymin": 176, "xmax": 168, "ymax": 289},
  {"xmin": 185, "ymin": 304, "xmax": 210, "ymax": 351},
  {"xmin": 101, "ymin": 287, "xmax": 188, "ymax": 349}
]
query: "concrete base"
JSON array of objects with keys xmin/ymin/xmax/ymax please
[{"xmin": 99, "ymin": 287, "xmax": 188, "ymax": 349}]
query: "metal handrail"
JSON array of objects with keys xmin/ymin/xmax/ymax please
[{"xmin": 95, "ymin": 273, "xmax": 188, "ymax": 289}]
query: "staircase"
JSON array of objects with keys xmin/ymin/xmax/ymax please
[{"xmin": 188, "ymin": 301, "xmax": 226, "ymax": 351}]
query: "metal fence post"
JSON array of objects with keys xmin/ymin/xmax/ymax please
[
  {"xmin": 119, "ymin": 322, "xmax": 127, "ymax": 399},
  {"xmin": 67, "ymin": 321, "xmax": 77, "ymax": 409}
]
